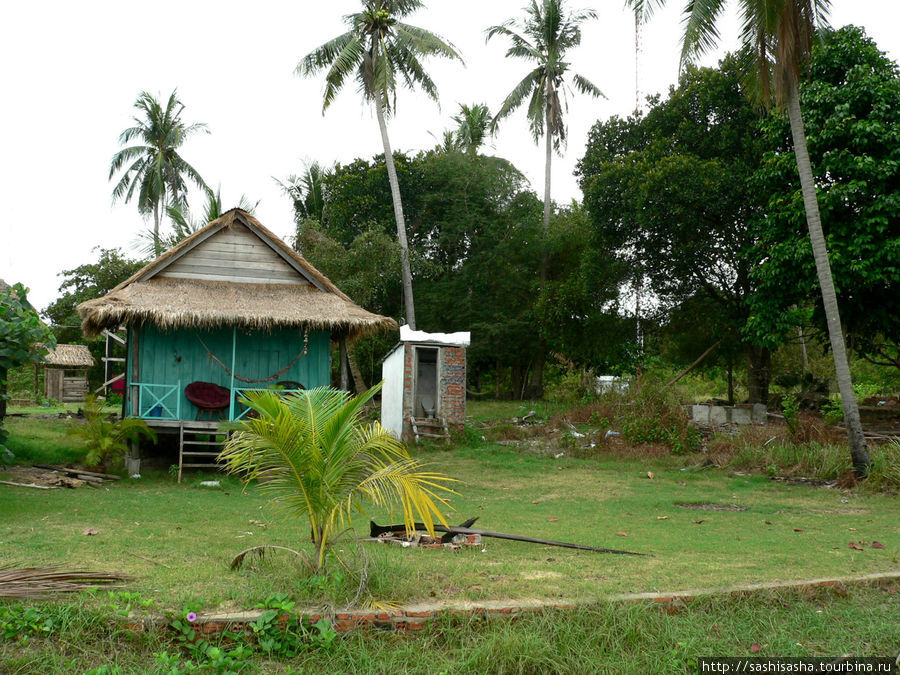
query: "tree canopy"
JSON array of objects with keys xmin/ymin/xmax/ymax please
[
  {"xmin": 748, "ymin": 26, "xmax": 900, "ymax": 371},
  {"xmin": 579, "ymin": 57, "xmax": 772, "ymax": 400}
]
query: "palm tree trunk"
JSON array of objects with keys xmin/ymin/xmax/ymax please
[
  {"xmin": 152, "ymin": 201, "xmax": 162, "ymax": 257},
  {"xmin": 347, "ymin": 349, "xmax": 368, "ymax": 396},
  {"xmin": 786, "ymin": 84, "xmax": 869, "ymax": 477},
  {"xmin": 375, "ymin": 96, "xmax": 416, "ymax": 330},
  {"xmin": 541, "ymin": 106, "xmax": 553, "ymax": 281}
]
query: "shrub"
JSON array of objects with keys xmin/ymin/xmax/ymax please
[
  {"xmin": 621, "ymin": 380, "xmax": 700, "ymax": 454},
  {"xmin": 67, "ymin": 395, "xmax": 155, "ymax": 469}
]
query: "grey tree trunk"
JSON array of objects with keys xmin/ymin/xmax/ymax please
[
  {"xmin": 786, "ymin": 84, "xmax": 870, "ymax": 476},
  {"xmin": 542, "ymin": 104, "xmax": 553, "ymax": 274},
  {"xmin": 152, "ymin": 201, "xmax": 162, "ymax": 257},
  {"xmin": 375, "ymin": 97, "xmax": 416, "ymax": 330},
  {"xmin": 347, "ymin": 349, "xmax": 368, "ymax": 396}
]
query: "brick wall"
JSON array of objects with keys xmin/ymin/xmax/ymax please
[{"xmin": 439, "ymin": 346, "xmax": 466, "ymax": 427}]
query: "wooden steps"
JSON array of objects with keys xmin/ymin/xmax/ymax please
[
  {"xmin": 178, "ymin": 423, "xmax": 229, "ymax": 483},
  {"xmin": 409, "ymin": 417, "xmax": 450, "ymax": 443}
]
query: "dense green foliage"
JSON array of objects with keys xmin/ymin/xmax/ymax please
[
  {"xmin": 43, "ymin": 248, "xmax": 145, "ymax": 345},
  {"xmin": 578, "ymin": 58, "xmax": 771, "ymax": 399},
  {"xmin": 0, "ymin": 283, "xmax": 55, "ymax": 453},
  {"xmin": 293, "ymin": 149, "xmax": 633, "ymax": 396},
  {"xmin": 749, "ymin": 26, "xmax": 900, "ymax": 369}
]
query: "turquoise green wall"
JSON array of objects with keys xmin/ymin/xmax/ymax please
[{"xmin": 125, "ymin": 324, "xmax": 330, "ymax": 419}]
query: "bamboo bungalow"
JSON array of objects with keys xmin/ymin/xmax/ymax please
[{"xmin": 78, "ymin": 209, "xmax": 396, "ymax": 462}]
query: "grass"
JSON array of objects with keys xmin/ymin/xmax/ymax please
[
  {"xmin": 2, "ymin": 415, "xmax": 84, "ymax": 465},
  {"xmin": 1, "ymin": 425, "xmax": 897, "ymax": 613},
  {"xmin": 1, "ymin": 404, "xmax": 898, "ymax": 673},
  {"xmin": 1, "ymin": 585, "xmax": 897, "ymax": 673}
]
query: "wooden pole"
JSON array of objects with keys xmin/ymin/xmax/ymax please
[
  {"xmin": 228, "ymin": 327, "xmax": 237, "ymax": 421},
  {"xmin": 339, "ymin": 338, "xmax": 349, "ymax": 392},
  {"xmin": 665, "ymin": 341, "xmax": 721, "ymax": 388}
]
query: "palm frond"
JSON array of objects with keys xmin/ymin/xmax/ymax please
[
  {"xmin": 572, "ymin": 73, "xmax": 605, "ymax": 99},
  {"xmin": 680, "ymin": 0, "xmax": 730, "ymax": 67},
  {"xmin": 493, "ymin": 67, "xmax": 544, "ymax": 128},
  {"xmin": 0, "ymin": 567, "xmax": 130, "ymax": 599}
]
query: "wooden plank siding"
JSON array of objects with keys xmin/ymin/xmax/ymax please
[
  {"xmin": 159, "ymin": 223, "xmax": 307, "ymax": 285},
  {"xmin": 124, "ymin": 324, "xmax": 331, "ymax": 420},
  {"xmin": 61, "ymin": 376, "xmax": 88, "ymax": 402}
]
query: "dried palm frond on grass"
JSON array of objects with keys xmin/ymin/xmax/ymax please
[{"xmin": 0, "ymin": 566, "xmax": 131, "ymax": 599}]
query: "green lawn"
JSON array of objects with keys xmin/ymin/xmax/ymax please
[
  {"xmin": 1, "ymin": 586, "xmax": 897, "ymax": 673},
  {"xmin": 1, "ymin": 427, "xmax": 897, "ymax": 613}
]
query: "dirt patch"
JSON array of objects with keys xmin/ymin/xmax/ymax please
[{"xmin": 674, "ymin": 502, "xmax": 748, "ymax": 511}]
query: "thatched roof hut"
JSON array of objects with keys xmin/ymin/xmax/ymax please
[
  {"xmin": 43, "ymin": 344, "xmax": 95, "ymax": 368},
  {"xmin": 76, "ymin": 209, "xmax": 396, "ymax": 428},
  {"xmin": 41, "ymin": 344, "xmax": 95, "ymax": 403},
  {"xmin": 78, "ymin": 209, "xmax": 396, "ymax": 339}
]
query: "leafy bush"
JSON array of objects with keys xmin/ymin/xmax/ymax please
[
  {"xmin": 613, "ymin": 379, "xmax": 701, "ymax": 455},
  {"xmin": 67, "ymin": 395, "xmax": 155, "ymax": 468}
]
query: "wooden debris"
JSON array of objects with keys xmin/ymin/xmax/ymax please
[
  {"xmin": 0, "ymin": 566, "xmax": 131, "ymax": 599},
  {"xmin": 0, "ymin": 480, "xmax": 58, "ymax": 490},
  {"xmin": 33, "ymin": 465, "xmax": 121, "ymax": 480},
  {"xmin": 370, "ymin": 519, "xmax": 647, "ymax": 556}
]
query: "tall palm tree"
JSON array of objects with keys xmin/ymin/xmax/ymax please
[
  {"xmin": 451, "ymin": 103, "xmax": 494, "ymax": 155},
  {"xmin": 220, "ymin": 384, "xmax": 455, "ymax": 571},
  {"xmin": 296, "ymin": 1, "xmax": 462, "ymax": 331},
  {"xmin": 109, "ymin": 91, "xmax": 210, "ymax": 257},
  {"xmin": 671, "ymin": 0, "xmax": 870, "ymax": 475},
  {"xmin": 486, "ymin": 0, "xmax": 603, "ymax": 247}
]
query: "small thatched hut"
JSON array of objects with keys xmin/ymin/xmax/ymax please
[
  {"xmin": 78, "ymin": 209, "xmax": 396, "ymax": 428},
  {"xmin": 43, "ymin": 344, "xmax": 95, "ymax": 402}
]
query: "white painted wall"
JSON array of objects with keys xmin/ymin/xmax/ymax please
[
  {"xmin": 399, "ymin": 326, "xmax": 470, "ymax": 347},
  {"xmin": 380, "ymin": 345, "xmax": 405, "ymax": 438}
]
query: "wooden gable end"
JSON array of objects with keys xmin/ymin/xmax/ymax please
[{"xmin": 157, "ymin": 221, "xmax": 308, "ymax": 285}]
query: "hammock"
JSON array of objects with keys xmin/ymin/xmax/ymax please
[{"xmin": 196, "ymin": 330, "xmax": 309, "ymax": 384}]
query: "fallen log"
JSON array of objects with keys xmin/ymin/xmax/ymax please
[
  {"xmin": 0, "ymin": 480, "xmax": 58, "ymax": 490},
  {"xmin": 370, "ymin": 521, "xmax": 646, "ymax": 556}
]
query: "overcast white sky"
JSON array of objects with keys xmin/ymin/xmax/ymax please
[{"xmin": 1, "ymin": 1, "xmax": 897, "ymax": 312}]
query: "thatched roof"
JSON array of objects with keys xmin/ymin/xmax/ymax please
[
  {"xmin": 43, "ymin": 344, "xmax": 95, "ymax": 368},
  {"xmin": 78, "ymin": 209, "xmax": 396, "ymax": 339}
]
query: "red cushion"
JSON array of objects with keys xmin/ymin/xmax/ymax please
[{"xmin": 185, "ymin": 381, "xmax": 230, "ymax": 410}]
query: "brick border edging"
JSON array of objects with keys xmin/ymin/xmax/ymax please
[{"xmin": 124, "ymin": 570, "xmax": 900, "ymax": 635}]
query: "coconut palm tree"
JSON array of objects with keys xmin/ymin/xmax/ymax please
[
  {"xmin": 452, "ymin": 103, "xmax": 494, "ymax": 155},
  {"xmin": 276, "ymin": 161, "xmax": 330, "ymax": 224},
  {"xmin": 296, "ymin": 1, "xmax": 462, "ymax": 331},
  {"xmin": 486, "ymin": 0, "xmax": 603, "ymax": 246},
  {"xmin": 670, "ymin": 0, "xmax": 870, "ymax": 475},
  {"xmin": 219, "ymin": 384, "xmax": 455, "ymax": 571},
  {"xmin": 109, "ymin": 91, "xmax": 210, "ymax": 257}
]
